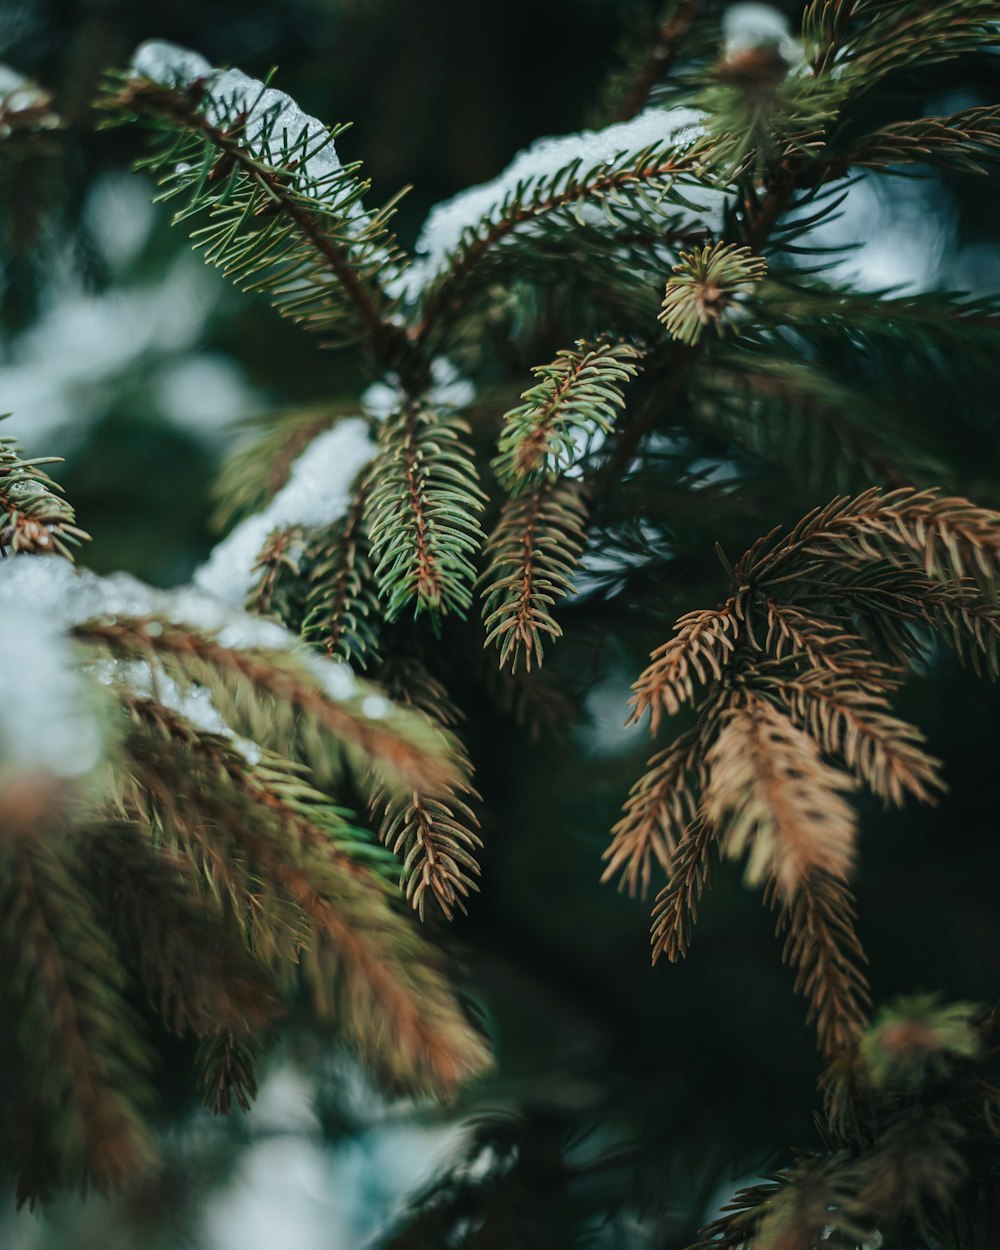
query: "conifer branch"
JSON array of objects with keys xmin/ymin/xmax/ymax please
[
  {"xmin": 805, "ymin": 1, "xmax": 1000, "ymax": 95},
  {"xmin": 492, "ymin": 341, "xmax": 641, "ymax": 493},
  {"xmin": 198, "ymin": 1032, "xmax": 260, "ymax": 1115},
  {"xmin": 609, "ymin": 1, "xmax": 704, "ymax": 123},
  {"xmin": 628, "ymin": 599, "xmax": 742, "ymax": 733},
  {"xmin": 691, "ymin": 355, "xmax": 933, "ymax": 491},
  {"xmin": 212, "ymin": 404, "xmax": 355, "ymax": 529},
  {"xmin": 374, "ymin": 658, "xmax": 482, "ymax": 922},
  {"xmin": 741, "ymin": 488, "xmax": 1000, "ymax": 589},
  {"xmin": 842, "ymin": 105, "xmax": 1000, "ymax": 176},
  {"xmin": 768, "ymin": 872, "xmax": 871, "ymax": 1058},
  {"xmin": 0, "ymin": 423, "xmax": 89, "ymax": 559},
  {"xmin": 303, "ymin": 480, "xmax": 382, "ymax": 668},
  {"xmin": 603, "ymin": 728, "xmax": 704, "ymax": 898},
  {"xmin": 87, "ymin": 820, "xmax": 280, "ymax": 1039},
  {"xmin": 101, "ymin": 61, "xmax": 410, "ymax": 364},
  {"xmin": 366, "ymin": 403, "xmax": 486, "ymax": 622},
  {"xmin": 414, "ymin": 141, "xmax": 718, "ymax": 343},
  {"xmin": 118, "ymin": 697, "xmax": 491, "ymax": 1094},
  {"xmin": 658, "ymin": 242, "xmax": 767, "ymax": 344},
  {"xmin": 705, "ymin": 694, "xmax": 858, "ymax": 896},
  {"xmin": 0, "ymin": 834, "xmax": 157, "ymax": 1201},
  {"xmin": 480, "ymin": 479, "xmax": 589, "ymax": 672},
  {"xmin": 73, "ymin": 615, "xmax": 461, "ymax": 797},
  {"xmin": 246, "ymin": 525, "xmax": 308, "ymax": 625},
  {"xmin": 760, "ymin": 668, "xmax": 943, "ymax": 806},
  {"xmin": 649, "ymin": 815, "xmax": 718, "ymax": 965}
]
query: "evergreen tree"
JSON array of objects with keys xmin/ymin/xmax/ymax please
[{"xmin": 3, "ymin": 3, "xmax": 1000, "ymax": 1245}]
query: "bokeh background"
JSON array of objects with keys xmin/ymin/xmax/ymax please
[{"xmin": 1, "ymin": 1, "xmax": 1000, "ymax": 1246}]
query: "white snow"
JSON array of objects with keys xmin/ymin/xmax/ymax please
[
  {"xmin": 392, "ymin": 105, "xmax": 718, "ymax": 303},
  {"xmin": 0, "ymin": 64, "xmax": 55, "ymax": 121},
  {"xmin": 723, "ymin": 4, "xmax": 806, "ymax": 68},
  {"xmin": 0, "ymin": 554, "xmax": 394, "ymax": 770},
  {"xmin": 131, "ymin": 41, "xmax": 360, "ymax": 216},
  {"xmin": 0, "ymin": 601, "xmax": 104, "ymax": 779},
  {"xmin": 193, "ymin": 416, "xmax": 377, "ymax": 606}
]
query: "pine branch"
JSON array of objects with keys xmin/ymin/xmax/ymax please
[
  {"xmin": 118, "ymin": 696, "xmax": 491, "ymax": 1094},
  {"xmin": 101, "ymin": 53, "xmax": 410, "ymax": 364},
  {"xmin": 0, "ymin": 833, "xmax": 157, "ymax": 1200},
  {"xmin": 492, "ymin": 341, "xmax": 641, "ymax": 493},
  {"xmin": 628, "ymin": 599, "xmax": 742, "ymax": 733},
  {"xmin": 768, "ymin": 871, "xmax": 871, "ymax": 1058},
  {"xmin": 366, "ymin": 402, "xmax": 486, "ymax": 622},
  {"xmin": 760, "ymin": 597, "xmax": 895, "ymax": 680},
  {"xmin": 414, "ymin": 139, "xmax": 719, "ymax": 343},
  {"xmin": 760, "ymin": 667, "xmax": 943, "ymax": 806},
  {"xmin": 74, "ymin": 615, "xmax": 461, "ymax": 797},
  {"xmin": 603, "ymin": 728, "xmax": 704, "ymax": 897},
  {"xmin": 303, "ymin": 479, "xmax": 382, "ymax": 668},
  {"xmin": 481, "ymin": 478, "xmax": 589, "ymax": 672},
  {"xmin": 246, "ymin": 525, "xmax": 309, "ymax": 626},
  {"xmin": 691, "ymin": 353, "xmax": 939, "ymax": 492},
  {"xmin": 705, "ymin": 694, "xmax": 858, "ymax": 896},
  {"xmin": 842, "ymin": 105, "xmax": 1000, "ymax": 176},
  {"xmin": 197, "ymin": 1031, "xmax": 260, "ymax": 1114},
  {"xmin": 658, "ymin": 242, "xmax": 767, "ymax": 344},
  {"xmin": 808, "ymin": 2, "xmax": 1000, "ymax": 96},
  {"xmin": 649, "ymin": 814, "xmax": 717, "ymax": 962},
  {"xmin": 0, "ymin": 421, "xmax": 89, "ymax": 559},
  {"xmin": 86, "ymin": 820, "xmax": 280, "ymax": 1040},
  {"xmin": 739, "ymin": 488, "xmax": 1000, "ymax": 590},
  {"xmin": 374, "ymin": 658, "xmax": 482, "ymax": 922},
  {"xmin": 607, "ymin": 1, "xmax": 705, "ymax": 123}
]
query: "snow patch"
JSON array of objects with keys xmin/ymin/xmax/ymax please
[
  {"xmin": 131, "ymin": 41, "xmax": 359, "ymax": 215},
  {"xmin": 194, "ymin": 416, "xmax": 377, "ymax": 607},
  {"xmin": 0, "ymin": 602, "xmax": 104, "ymax": 779},
  {"xmin": 392, "ymin": 105, "xmax": 718, "ymax": 303}
]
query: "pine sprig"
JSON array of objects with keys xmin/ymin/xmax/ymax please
[
  {"xmin": 843, "ymin": 105, "xmax": 1000, "ymax": 176},
  {"xmin": 760, "ymin": 667, "xmax": 943, "ymax": 805},
  {"xmin": 768, "ymin": 871, "xmax": 871, "ymax": 1059},
  {"xmin": 212, "ymin": 404, "xmax": 356, "ymax": 530},
  {"xmin": 612, "ymin": 488, "xmax": 1000, "ymax": 1053},
  {"xmin": 705, "ymin": 693, "xmax": 858, "ymax": 895},
  {"xmin": 0, "ymin": 833, "xmax": 157, "ymax": 1201},
  {"xmin": 649, "ymin": 815, "xmax": 717, "ymax": 964},
  {"xmin": 414, "ymin": 138, "xmax": 721, "ymax": 343},
  {"xmin": 481, "ymin": 479, "xmax": 589, "ymax": 672},
  {"xmin": 247, "ymin": 525, "xmax": 309, "ymax": 626},
  {"xmin": 374, "ymin": 657, "xmax": 482, "ymax": 922},
  {"xmin": 73, "ymin": 614, "xmax": 461, "ymax": 797},
  {"xmin": 805, "ymin": 1, "xmax": 1000, "ymax": 95},
  {"xmin": 118, "ymin": 697, "xmax": 491, "ymax": 1094},
  {"xmin": 492, "ymin": 341, "xmax": 641, "ymax": 493},
  {"xmin": 0, "ymin": 422, "xmax": 89, "ymax": 559},
  {"xmin": 658, "ymin": 242, "xmax": 766, "ymax": 344},
  {"xmin": 603, "ymin": 727, "xmax": 704, "ymax": 898},
  {"xmin": 738, "ymin": 487, "xmax": 1000, "ymax": 589},
  {"xmin": 627, "ymin": 600, "xmax": 741, "ymax": 733},
  {"xmin": 100, "ymin": 59, "xmax": 409, "ymax": 362},
  {"xmin": 366, "ymin": 403, "xmax": 486, "ymax": 622},
  {"xmin": 86, "ymin": 820, "xmax": 280, "ymax": 1039},
  {"xmin": 303, "ymin": 480, "xmax": 382, "ymax": 668}
]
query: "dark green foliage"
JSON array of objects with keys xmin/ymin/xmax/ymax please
[
  {"xmin": 366, "ymin": 403, "xmax": 486, "ymax": 622},
  {"xmin": 4, "ymin": 1, "xmax": 1000, "ymax": 1243}
]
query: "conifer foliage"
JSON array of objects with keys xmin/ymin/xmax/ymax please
[{"xmin": 4, "ymin": 1, "xmax": 1000, "ymax": 1243}]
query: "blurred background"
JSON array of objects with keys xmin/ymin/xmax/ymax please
[{"xmin": 1, "ymin": 1, "xmax": 999, "ymax": 1246}]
